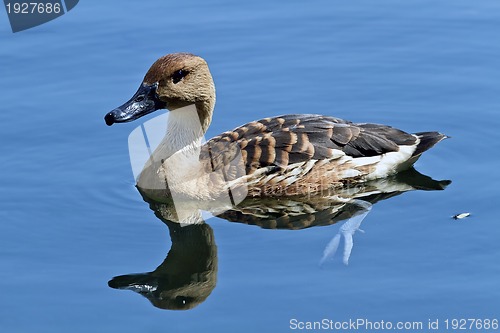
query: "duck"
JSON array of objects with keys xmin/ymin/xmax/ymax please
[{"xmin": 104, "ymin": 53, "xmax": 447, "ymax": 201}]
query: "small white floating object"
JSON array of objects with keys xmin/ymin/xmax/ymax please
[{"xmin": 453, "ymin": 212, "xmax": 470, "ymax": 220}]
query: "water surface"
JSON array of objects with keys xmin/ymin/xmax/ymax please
[{"xmin": 1, "ymin": 1, "xmax": 499, "ymax": 332}]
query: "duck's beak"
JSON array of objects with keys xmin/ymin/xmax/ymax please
[{"xmin": 104, "ymin": 83, "xmax": 166, "ymax": 126}]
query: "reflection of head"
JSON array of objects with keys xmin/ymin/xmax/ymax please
[{"xmin": 109, "ymin": 221, "xmax": 217, "ymax": 310}]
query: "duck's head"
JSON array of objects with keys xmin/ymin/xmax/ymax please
[{"xmin": 104, "ymin": 53, "xmax": 216, "ymax": 128}]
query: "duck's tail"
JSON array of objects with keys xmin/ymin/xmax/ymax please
[{"xmin": 412, "ymin": 131, "xmax": 448, "ymax": 157}]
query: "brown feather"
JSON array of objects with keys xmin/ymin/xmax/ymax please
[
  {"xmin": 202, "ymin": 114, "xmax": 413, "ymax": 166},
  {"xmin": 198, "ymin": 114, "xmax": 421, "ymax": 196}
]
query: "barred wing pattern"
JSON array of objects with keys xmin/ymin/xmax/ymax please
[{"xmin": 198, "ymin": 114, "xmax": 428, "ymax": 196}]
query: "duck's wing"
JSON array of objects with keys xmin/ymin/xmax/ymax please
[{"xmin": 200, "ymin": 114, "xmax": 432, "ymax": 175}]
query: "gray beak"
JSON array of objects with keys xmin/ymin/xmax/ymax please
[{"xmin": 105, "ymin": 83, "xmax": 166, "ymax": 126}]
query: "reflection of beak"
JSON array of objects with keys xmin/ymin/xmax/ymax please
[
  {"xmin": 108, "ymin": 273, "xmax": 159, "ymax": 293},
  {"xmin": 104, "ymin": 83, "xmax": 166, "ymax": 126}
]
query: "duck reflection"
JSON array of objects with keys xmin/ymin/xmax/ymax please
[
  {"xmin": 108, "ymin": 219, "xmax": 217, "ymax": 310},
  {"xmin": 108, "ymin": 168, "xmax": 449, "ymax": 310}
]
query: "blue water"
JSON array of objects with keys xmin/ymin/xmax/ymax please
[{"xmin": 1, "ymin": 1, "xmax": 500, "ymax": 332}]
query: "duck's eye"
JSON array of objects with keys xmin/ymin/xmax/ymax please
[
  {"xmin": 172, "ymin": 69, "xmax": 189, "ymax": 84},
  {"xmin": 134, "ymin": 95, "xmax": 145, "ymax": 103}
]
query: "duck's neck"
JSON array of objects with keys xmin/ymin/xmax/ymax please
[
  {"xmin": 163, "ymin": 104, "xmax": 207, "ymax": 157},
  {"xmin": 138, "ymin": 100, "xmax": 216, "ymax": 201},
  {"xmin": 158, "ymin": 103, "xmax": 214, "ymax": 197},
  {"xmin": 195, "ymin": 99, "xmax": 214, "ymax": 135},
  {"xmin": 162, "ymin": 97, "xmax": 214, "ymax": 150},
  {"xmin": 137, "ymin": 102, "xmax": 215, "ymax": 200}
]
